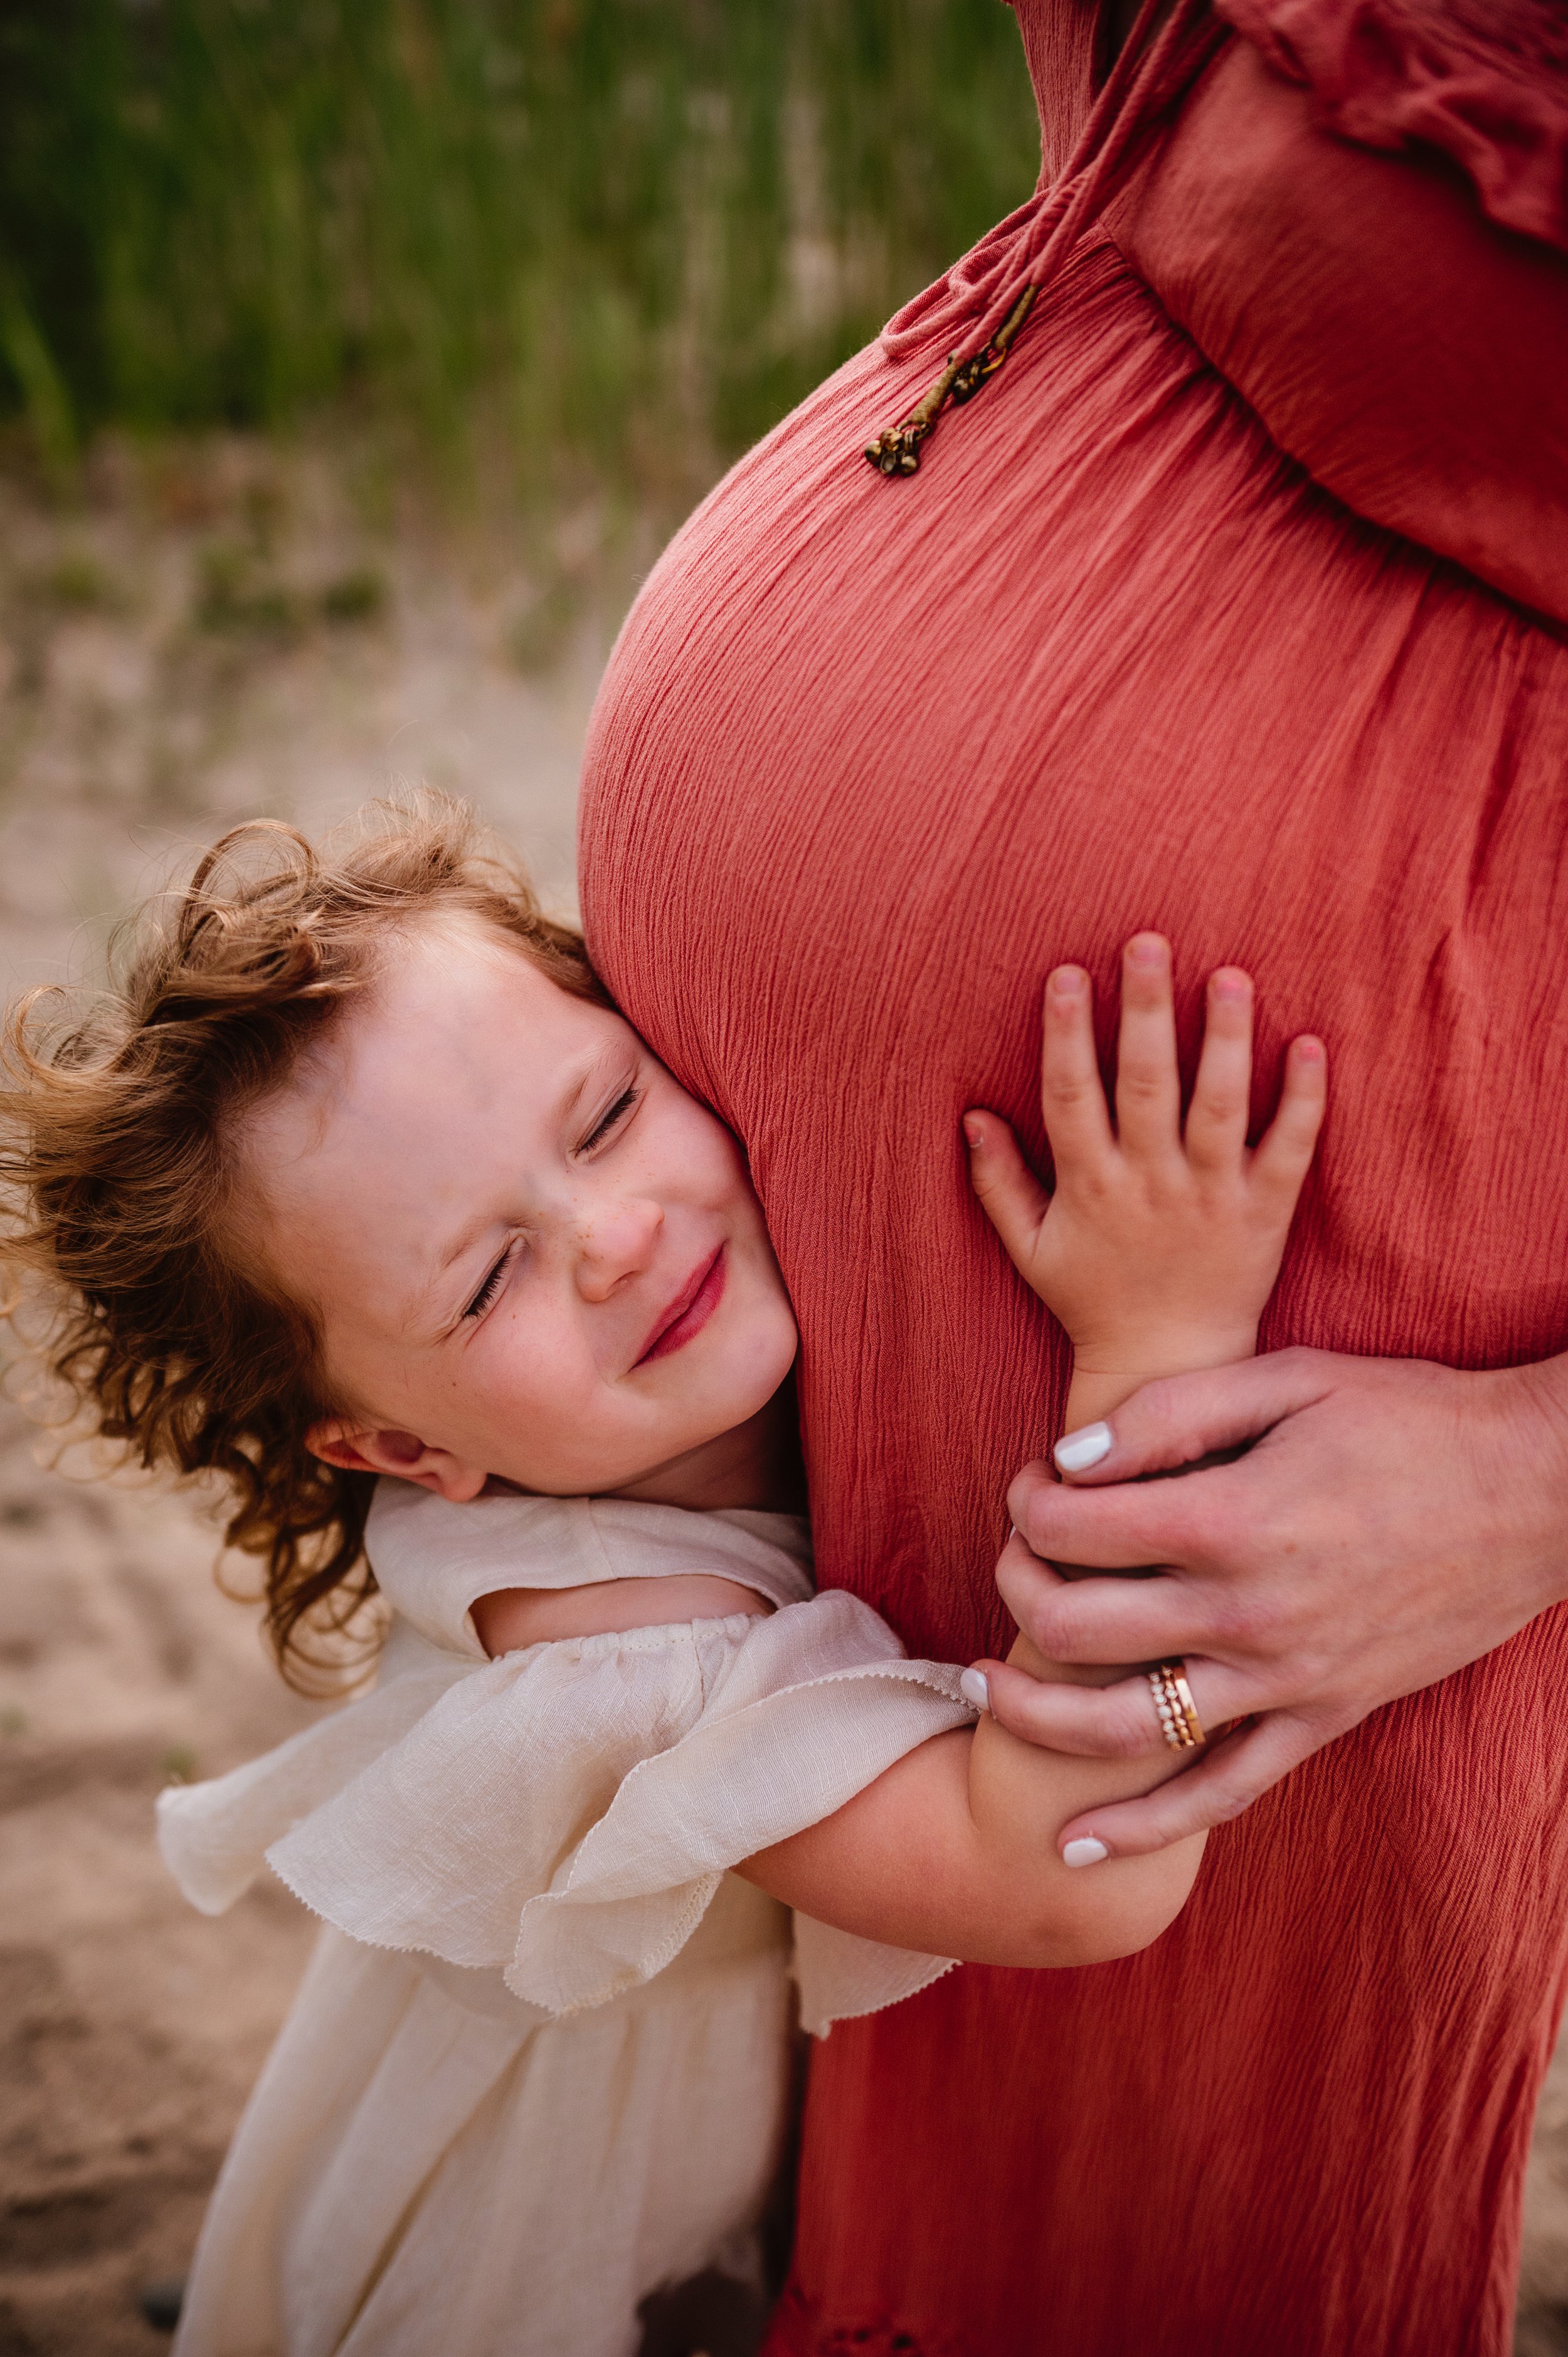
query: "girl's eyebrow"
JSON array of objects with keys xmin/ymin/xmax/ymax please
[
  {"xmin": 559, "ymin": 1041, "xmax": 623, "ymax": 1127},
  {"xmin": 425, "ymin": 1210, "xmax": 506, "ymax": 1299}
]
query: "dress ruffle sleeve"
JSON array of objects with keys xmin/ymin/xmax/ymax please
[
  {"xmin": 1217, "ymin": 0, "xmax": 1568, "ymax": 252},
  {"xmin": 156, "ymin": 1654, "xmax": 469, "ymax": 1917},
  {"xmin": 502, "ymin": 1594, "xmax": 975, "ymax": 2030},
  {"xmin": 158, "ymin": 1592, "xmax": 976, "ymax": 2038}
]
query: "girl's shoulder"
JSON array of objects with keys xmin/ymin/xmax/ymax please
[{"xmin": 366, "ymin": 1479, "xmax": 815, "ymax": 1657}]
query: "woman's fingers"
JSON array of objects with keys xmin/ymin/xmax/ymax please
[
  {"xmin": 1038, "ymin": 964, "xmax": 1115, "ymax": 1171},
  {"xmin": 993, "ymin": 1536, "xmax": 1217, "ymax": 1663},
  {"xmin": 1051, "ymin": 1712, "xmax": 1322, "ymax": 1858},
  {"xmin": 1251, "ymin": 1034, "xmax": 1327, "ymax": 1196},
  {"xmin": 1036, "ymin": 1346, "xmax": 1337, "ymax": 1489},
  {"xmin": 1002, "ymin": 1464, "xmax": 1219, "ymax": 1580},
  {"xmin": 970, "ymin": 1655, "xmax": 1246, "ymax": 1760},
  {"xmin": 963, "ymin": 1110, "xmax": 1051, "ymax": 1267},
  {"xmin": 1184, "ymin": 967, "xmax": 1253, "ymax": 1173},
  {"xmin": 1113, "ymin": 934, "xmax": 1182, "ymax": 1161}
]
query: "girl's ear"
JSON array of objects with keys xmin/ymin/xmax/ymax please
[{"xmin": 307, "ymin": 1419, "xmax": 490, "ymax": 1503}]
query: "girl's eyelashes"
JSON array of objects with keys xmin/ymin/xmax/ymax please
[
  {"xmin": 464, "ymin": 1245, "xmax": 514, "ymax": 1321},
  {"xmin": 578, "ymin": 1083, "xmax": 639, "ymax": 1155}
]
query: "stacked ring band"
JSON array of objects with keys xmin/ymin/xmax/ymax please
[{"xmin": 1148, "ymin": 1659, "xmax": 1205, "ymax": 1751}]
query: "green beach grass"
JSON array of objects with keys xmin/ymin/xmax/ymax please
[{"xmin": 0, "ymin": 0, "xmax": 1040, "ymax": 511}]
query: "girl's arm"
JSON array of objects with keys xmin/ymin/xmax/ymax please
[
  {"xmin": 737, "ymin": 936, "xmax": 1326, "ymax": 1967},
  {"xmin": 473, "ymin": 1573, "xmax": 766, "ymax": 1653}
]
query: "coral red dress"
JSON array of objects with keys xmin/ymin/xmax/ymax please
[{"xmin": 579, "ymin": 3, "xmax": 1568, "ymax": 2349}]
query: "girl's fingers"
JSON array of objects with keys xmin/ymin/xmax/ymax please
[
  {"xmin": 1039, "ymin": 966, "xmax": 1115, "ymax": 1173},
  {"xmin": 963, "ymin": 1111, "xmax": 1052, "ymax": 1266},
  {"xmin": 1184, "ymin": 968, "xmax": 1254, "ymax": 1174},
  {"xmin": 1251, "ymin": 1035, "xmax": 1327, "ymax": 1198},
  {"xmin": 1113, "ymin": 934, "xmax": 1182, "ymax": 1162}
]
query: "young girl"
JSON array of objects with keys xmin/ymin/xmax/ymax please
[{"xmin": 1, "ymin": 801, "xmax": 1325, "ymax": 2357}]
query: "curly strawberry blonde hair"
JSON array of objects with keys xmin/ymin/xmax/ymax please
[{"xmin": 0, "ymin": 797, "xmax": 605, "ymax": 1689}]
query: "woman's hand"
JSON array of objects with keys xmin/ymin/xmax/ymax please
[{"xmin": 969, "ymin": 1346, "xmax": 1568, "ymax": 1859}]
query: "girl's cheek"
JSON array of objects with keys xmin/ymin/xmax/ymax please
[
  {"xmin": 490, "ymin": 1314, "xmax": 590, "ymax": 1417},
  {"xmin": 676, "ymin": 1097, "xmax": 742, "ymax": 1180}
]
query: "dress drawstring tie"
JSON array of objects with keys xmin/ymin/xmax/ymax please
[{"xmin": 863, "ymin": 0, "xmax": 1231, "ymax": 477}]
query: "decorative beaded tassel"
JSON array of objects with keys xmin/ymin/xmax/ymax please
[
  {"xmin": 861, "ymin": 0, "xmax": 1226, "ymax": 480},
  {"xmin": 862, "ymin": 288, "xmax": 1039, "ymax": 477}
]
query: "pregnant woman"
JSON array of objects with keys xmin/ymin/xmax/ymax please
[{"xmin": 580, "ymin": 1, "xmax": 1568, "ymax": 2349}]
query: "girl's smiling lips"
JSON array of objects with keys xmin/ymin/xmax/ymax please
[{"xmin": 635, "ymin": 1246, "xmax": 727, "ymax": 1366}]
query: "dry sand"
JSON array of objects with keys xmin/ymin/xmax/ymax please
[{"xmin": 1, "ymin": 443, "xmax": 1565, "ymax": 2354}]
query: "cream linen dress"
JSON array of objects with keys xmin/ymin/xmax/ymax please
[{"xmin": 157, "ymin": 1481, "xmax": 976, "ymax": 2357}]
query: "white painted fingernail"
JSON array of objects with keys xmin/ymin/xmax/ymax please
[
  {"xmin": 959, "ymin": 1668, "xmax": 990, "ymax": 1713},
  {"xmin": 1062, "ymin": 1836, "xmax": 1110, "ymax": 1868},
  {"xmin": 1055, "ymin": 1421, "xmax": 1113, "ymax": 1474}
]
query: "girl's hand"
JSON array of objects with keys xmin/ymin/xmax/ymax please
[{"xmin": 963, "ymin": 935, "xmax": 1325, "ymax": 1402}]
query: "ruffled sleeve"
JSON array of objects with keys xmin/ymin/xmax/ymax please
[
  {"xmin": 502, "ymin": 1596, "xmax": 975, "ymax": 2031},
  {"xmin": 156, "ymin": 1649, "xmax": 470, "ymax": 1917},
  {"xmin": 159, "ymin": 1594, "xmax": 976, "ymax": 2038},
  {"xmin": 1217, "ymin": 0, "xmax": 1568, "ymax": 252}
]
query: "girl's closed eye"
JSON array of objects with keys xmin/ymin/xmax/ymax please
[
  {"xmin": 460, "ymin": 1083, "xmax": 640, "ymax": 1326},
  {"xmin": 578, "ymin": 1083, "xmax": 639, "ymax": 1154},
  {"xmin": 464, "ymin": 1245, "xmax": 517, "ymax": 1321}
]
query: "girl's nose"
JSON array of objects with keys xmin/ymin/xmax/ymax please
[{"xmin": 573, "ymin": 1196, "xmax": 664, "ymax": 1300}]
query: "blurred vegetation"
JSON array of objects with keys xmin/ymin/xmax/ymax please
[{"xmin": 0, "ymin": 0, "xmax": 1039, "ymax": 514}]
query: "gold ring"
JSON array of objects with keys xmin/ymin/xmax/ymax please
[{"xmin": 1148, "ymin": 1659, "xmax": 1205, "ymax": 1751}]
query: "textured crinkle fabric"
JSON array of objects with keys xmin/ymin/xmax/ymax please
[
  {"xmin": 576, "ymin": 4, "xmax": 1568, "ymax": 2341},
  {"xmin": 1104, "ymin": 29, "xmax": 1568, "ymax": 624},
  {"xmin": 159, "ymin": 1491, "xmax": 974, "ymax": 2357},
  {"xmin": 1007, "ymin": 0, "xmax": 1568, "ymax": 619},
  {"xmin": 1217, "ymin": 0, "xmax": 1568, "ymax": 250}
]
